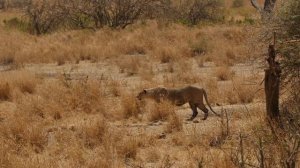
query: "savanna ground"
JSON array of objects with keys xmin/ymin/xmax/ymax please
[{"xmin": 0, "ymin": 1, "xmax": 297, "ymax": 167}]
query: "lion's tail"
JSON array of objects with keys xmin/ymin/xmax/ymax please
[{"xmin": 203, "ymin": 89, "xmax": 220, "ymax": 117}]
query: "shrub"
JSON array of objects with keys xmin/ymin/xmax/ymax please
[
  {"xmin": 116, "ymin": 57, "xmax": 141, "ymax": 76},
  {"xmin": 180, "ymin": 0, "xmax": 225, "ymax": 25},
  {"xmin": 0, "ymin": 71, "xmax": 39, "ymax": 101},
  {"xmin": 234, "ymin": 81, "xmax": 256, "ymax": 103},
  {"xmin": 82, "ymin": 118, "xmax": 107, "ymax": 148},
  {"xmin": 165, "ymin": 112, "xmax": 183, "ymax": 133},
  {"xmin": 121, "ymin": 93, "xmax": 142, "ymax": 119},
  {"xmin": 276, "ymin": 0, "xmax": 300, "ymax": 88},
  {"xmin": 215, "ymin": 66, "xmax": 233, "ymax": 81},
  {"xmin": 118, "ymin": 138, "xmax": 139, "ymax": 159},
  {"xmin": 190, "ymin": 38, "xmax": 212, "ymax": 56},
  {"xmin": 26, "ymin": 0, "xmax": 66, "ymax": 35},
  {"xmin": 70, "ymin": 0, "xmax": 157, "ymax": 29},
  {"xmin": 156, "ymin": 47, "xmax": 176, "ymax": 63},
  {"xmin": 148, "ymin": 101, "xmax": 174, "ymax": 122}
]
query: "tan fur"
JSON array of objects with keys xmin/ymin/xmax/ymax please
[{"xmin": 137, "ymin": 86, "xmax": 220, "ymax": 120}]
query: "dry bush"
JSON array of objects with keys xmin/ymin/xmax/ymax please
[
  {"xmin": 223, "ymin": 88, "xmax": 239, "ymax": 105},
  {"xmin": 121, "ymin": 43, "xmax": 146, "ymax": 55},
  {"xmin": 1, "ymin": 114, "xmax": 47, "ymax": 154},
  {"xmin": 175, "ymin": 0, "xmax": 225, "ymax": 25},
  {"xmin": 106, "ymin": 79, "xmax": 122, "ymax": 97},
  {"xmin": 175, "ymin": 72, "xmax": 201, "ymax": 85},
  {"xmin": 81, "ymin": 117, "xmax": 107, "ymax": 149},
  {"xmin": 233, "ymin": 79, "xmax": 256, "ymax": 104},
  {"xmin": 154, "ymin": 46, "xmax": 178, "ymax": 64},
  {"xmin": 0, "ymin": 82, "xmax": 10, "ymax": 101},
  {"xmin": 215, "ymin": 66, "xmax": 234, "ymax": 81},
  {"xmin": 0, "ymin": 18, "xmax": 249, "ymax": 66},
  {"xmin": 222, "ymin": 28, "xmax": 246, "ymax": 44},
  {"xmin": 117, "ymin": 137, "xmax": 139, "ymax": 159},
  {"xmin": 190, "ymin": 38, "xmax": 212, "ymax": 56},
  {"xmin": 146, "ymin": 148, "xmax": 161, "ymax": 163},
  {"xmin": 82, "ymin": 0, "xmax": 156, "ymax": 29},
  {"xmin": 204, "ymin": 78, "xmax": 219, "ymax": 104},
  {"xmin": 65, "ymin": 79, "xmax": 104, "ymax": 114},
  {"xmin": 121, "ymin": 93, "xmax": 142, "ymax": 119},
  {"xmin": 165, "ymin": 112, "xmax": 183, "ymax": 133},
  {"xmin": 116, "ymin": 56, "xmax": 141, "ymax": 76},
  {"xmin": 148, "ymin": 101, "xmax": 174, "ymax": 122},
  {"xmin": 139, "ymin": 63, "xmax": 155, "ymax": 81},
  {"xmin": 226, "ymin": 49, "xmax": 236, "ymax": 60},
  {"xmin": 26, "ymin": 0, "xmax": 66, "ymax": 35},
  {"xmin": 17, "ymin": 77, "xmax": 105, "ymax": 121},
  {"xmin": 0, "ymin": 70, "xmax": 39, "ymax": 101}
]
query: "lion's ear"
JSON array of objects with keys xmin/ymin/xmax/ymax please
[{"xmin": 143, "ymin": 89, "xmax": 147, "ymax": 94}]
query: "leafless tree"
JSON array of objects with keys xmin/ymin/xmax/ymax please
[
  {"xmin": 79, "ymin": 0, "xmax": 155, "ymax": 29},
  {"xmin": 26, "ymin": 0, "xmax": 66, "ymax": 35}
]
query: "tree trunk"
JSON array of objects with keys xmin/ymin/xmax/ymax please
[{"xmin": 265, "ymin": 45, "xmax": 281, "ymax": 119}]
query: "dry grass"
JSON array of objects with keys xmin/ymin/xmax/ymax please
[
  {"xmin": 81, "ymin": 117, "xmax": 107, "ymax": 149},
  {"xmin": 121, "ymin": 93, "xmax": 142, "ymax": 119},
  {"xmin": 165, "ymin": 112, "xmax": 183, "ymax": 133},
  {"xmin": 0, "ymin": 15, "xmax": 250, "ymax": 67},
  {"xmin": 116, "ymin": 56, "xmax": 141, "ymax": 76},
  {"xmin": 204, "ymin": 78, "xmax": 220, "ymax": 104},
  {"xmin": 148, "ymin": 101, "xmax": 174, "ymax": 122},
  {"xmin": 0, "ymin": 82, "xmax": 10, "ymax": 100},
  {"xmin": 215, "ymin": 66, "xmax": 234, "ymax": 81},
  {"xmin": 0, "ymin": 9, "xmax": 284, "ymax": 168},
  {"xmin": 154, "ymin": 46, "xmax": 179, "ymax": 63},
  {"xmin": 117, "ymin": 137, "xmax": 139, "ymax": 159},
  {"xmin": 233, "ymin": 78, "xmax": 258, "ymax": 104},
  {"xmin": 106, "ymin": 79, "xmax": 122, "ymax": 97},
  {"xmin": 0, "ymin": 70, "xmax": 39, "ymax": 101},
  {"xmin": 146, "ymin": 148, "xmax": 161, "ymax": 163}
]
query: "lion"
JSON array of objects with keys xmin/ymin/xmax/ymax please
[{"xmin": 137, "ymin": 86, "xmax": 220, "ymax": 121}]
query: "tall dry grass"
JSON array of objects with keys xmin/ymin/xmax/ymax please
[
  {"xmin": 0, "ymin": 70, "xmax": 39, "ymax": 101},
  {"xmin": 147, "ymin": 101, "xmax": 175, "ymax": 122},
  {"xmin": 0, "ymin": 9, "xmax": 275, "ymax": 168},
  {"xmin": 0, "ymin": 15, "xmax": 250, "ymax": 67},
  {"xmin": 215, "ymin": 66, "xmax": 234, "ymax": 81}
]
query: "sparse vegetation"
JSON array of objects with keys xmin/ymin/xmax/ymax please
[
  {"xmin": 215, "ymin": 66, "xmax": 233, "ymax": 81},
  {"xmin": 121, "ymin": 93, "xmax": 142, "ymax": 119},
  {"xmin": 148, "ymin": 101, "xmax": 174, "ymax": 122},
  {"xmin": 0, "ymin": 0, "xmax": 298, "ymax": 167}
]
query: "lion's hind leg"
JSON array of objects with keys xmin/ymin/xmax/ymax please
[
  {"xmin": 197, "ymin": 103, "xmax": 209, "ymax": 120},
  {"xmin": 187, "ymin": 102, "xmax": 198, "ymax": 121}
]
